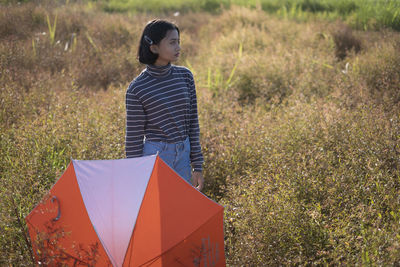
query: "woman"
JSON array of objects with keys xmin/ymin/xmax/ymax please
[{"xmin": 125, "ymin": 19, "xmax": 204, "ymax": 191}]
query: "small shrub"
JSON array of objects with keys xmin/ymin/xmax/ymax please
[
  {"xmin": 235, "ymin": 67, "xmax": 293, "ymax": 106},
  {"xmin": 56, "ymin": 9, "xmax": 87, "ymax": 40},
  {"xmin": 363, "ymin": 44, "xmax": 400, "ymax": 107},
  {"xmin": 0, "ymin": 3, "xmax": 45, "ymax": 40},
  {"xmin": 300, "ymin": 0, "xmax": 333, "ymax": 13},
  {"xmin": 331, "ymin": 22, "xmax": 362, "ymax": 60},
  {"xmin": 72, "ymin": 49, "xmax": 137, "ymax": 90},
  {"xmin": 85, "ymin": 17, "xmax": 133, "ymax": 49},
  {"xmin": 236, "ymin": 73, "xmax": 262, "ymax": 105}
]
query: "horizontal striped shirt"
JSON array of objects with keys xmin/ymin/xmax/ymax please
[{"xmin": 125, "ymin": 63, "xmax": 203, "ymax": 172}]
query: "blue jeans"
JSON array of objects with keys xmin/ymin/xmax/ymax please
[{"xmin": 142, "ymin": 137, "xmax": 192, "ymax": 183}]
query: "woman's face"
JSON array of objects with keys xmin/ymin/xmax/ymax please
[{"xmin": 151, "ymin": 29, "xmax": 181, "ymax": 66}]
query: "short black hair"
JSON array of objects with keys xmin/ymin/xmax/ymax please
[{"xmin": 137, "ymin": 19, "xmax": 180, "ymax": 65}]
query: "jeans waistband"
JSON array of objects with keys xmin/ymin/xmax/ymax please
[{"xmin": 145, "ymin": 136, "xmax": 189, "ymax": 152}]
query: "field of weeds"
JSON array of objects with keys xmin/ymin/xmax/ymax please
[{"xmin": 1, "ymin": 0, "xmax": 400, "ymax": 265}]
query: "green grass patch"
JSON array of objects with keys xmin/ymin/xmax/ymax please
[{"xmin": 98, "ymin": 0, "xmax": 400, "ymax": 31}]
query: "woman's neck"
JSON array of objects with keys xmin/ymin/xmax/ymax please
[{"xmin": 153, "ymin": 60, "xmax": 170, "ymax": 67}]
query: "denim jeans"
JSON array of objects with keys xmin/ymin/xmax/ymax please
[{"xmin": 142, "ymin": 137, "xmax": 192, "ymax": 183}]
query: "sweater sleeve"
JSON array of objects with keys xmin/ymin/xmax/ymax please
[
  {"xmin": 125, "ymin": 88, "xmax": 145, "ymax": 158},
  {"xmin": 187, "ymin": 71, "xmax": 204, "ymax": 172}
]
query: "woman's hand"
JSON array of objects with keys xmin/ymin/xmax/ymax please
[{"xmin": 191, "ymin": 171, "xmax": 204, "ymax": 191}]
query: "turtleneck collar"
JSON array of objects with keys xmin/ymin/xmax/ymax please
[{"xmin": 146, "ymin": 62, "xmax": 172, "ymax": 78}]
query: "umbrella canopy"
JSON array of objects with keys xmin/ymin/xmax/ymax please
[{"xmin": 25, "ymin": 155, "xmax": 225, "ymax": 266}]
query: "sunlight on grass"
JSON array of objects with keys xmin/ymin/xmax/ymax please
[{"xmin": 1, "ymin": 1, "xmax": 400, "ymax": 266}]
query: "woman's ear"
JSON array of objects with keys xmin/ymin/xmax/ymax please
[{"xmin": 150, "ymin": 45, "xmax": 158, "ymax": 54}]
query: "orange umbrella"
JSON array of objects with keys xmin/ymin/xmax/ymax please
[{"xmin": 26, "ymin": 155, "xmax": 225, "ymax": 266}]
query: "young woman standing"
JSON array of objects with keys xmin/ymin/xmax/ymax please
[{"xmin": 125, "ymin": 19, "xmax": 204, "ymax": 191}]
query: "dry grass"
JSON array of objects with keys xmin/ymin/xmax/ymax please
[{"xmin": 1, "ymin": 2, "xmax": 400, "ymax": 266}]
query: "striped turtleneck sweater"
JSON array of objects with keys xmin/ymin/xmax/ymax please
[{"xmin": 125, "ymin": 63, "xmax": 204, "ymax": 172}]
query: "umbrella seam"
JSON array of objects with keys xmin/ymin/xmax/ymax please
[
  {"xmin": 137, "ymin": 209, "xmax": 224, "ymax": 267},
  {"xmin": 123, "ymin": 155, "xmax": 159, "ymax": 266}
]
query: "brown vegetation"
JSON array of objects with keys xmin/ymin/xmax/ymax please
[{"xmin": 1, "ymin": 2, "xmax": 400, "ymax": 266}]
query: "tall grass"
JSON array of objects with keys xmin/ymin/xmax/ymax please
[
  {"xmin": 98, "ymin": 0, "xmax": 400, "ymax": 31},
  {"xmin": 206, "ymin": 42, "xmax": 242, "ymax": 96},
  {"xmin": 46, "ymin": 12, "xmax": 57, "ymax": 45},
  {"xmin": 1, "ymin": 1, "xmax": 400, "ymax": 266}
]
